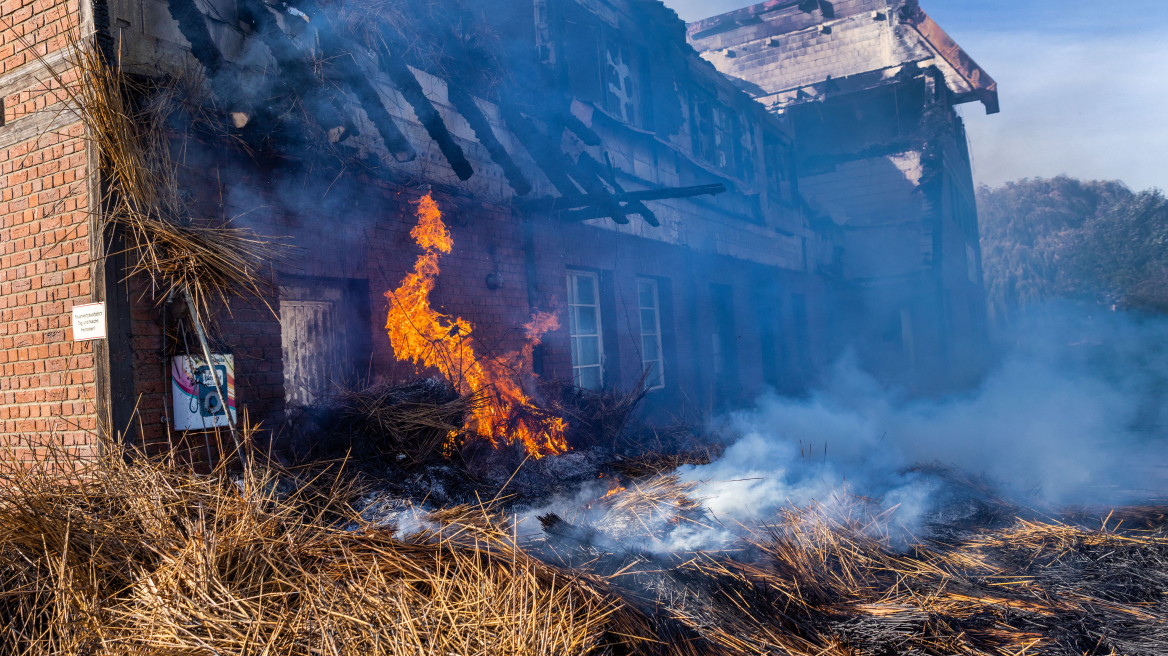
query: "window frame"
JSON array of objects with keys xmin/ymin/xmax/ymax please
[
  {"xmin": 636, "ymin": 278, "xmax": 665, "ymax": 391},
  {"xmin": 691, "ymin": 87, "xmax": 739, "ymax": 176},
  {"xmin": 567, "ymin": 270, "xmax": 605, "ymax": 389}
]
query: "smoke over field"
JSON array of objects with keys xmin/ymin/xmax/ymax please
[{"xmin": 666, "ymin": 304, "xmax": 1168, "ymax": 548}]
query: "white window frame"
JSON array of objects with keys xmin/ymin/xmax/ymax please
[
  {"xmin": 637, "ymin": 278, "xmax": 665, "ymax": 390},
  {"xmin": 567, "ymin": 271, "xmax": 604, "ymax": 389}
]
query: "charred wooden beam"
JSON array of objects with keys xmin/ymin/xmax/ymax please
[
  {"xmin": 560, "ymin": 110, "xmax": 601, "ymax": 146},
  {"xmin": 516, "ymin": 183, "xmax": 726, "ymax": 213},
  {"xmin": 262, "ymin": 0, "xmax": 415, "ymax": 160},
  {"xmin": 498, "ymin": 102, "xmax": 579, "ymax": 197},
  {"xmin": 563, "ymin": 152, "xmax": 627, "ymax": 224},
  {"xmin": 448, "ymin": 85, "xmax": 532, "ymax": 196},
  {"xmin": 513, "ymin": 100, "xmax": 624, "ymax": 220},
  {"xmin": 166, "ymin": 0, "xmax": 224, "ymax": 76},
  {"xmin": 236, "ymin": 0, "xmax": 348, "ymax": 134},
  {"xmin": 314, "ymin": 33, "xmax": 415, "ymax": 161},
  {"xmin": 578, "ymin": 152, "xmax": 658, "ymax": 226},
  {"xmin": 562, "ymin": 159, "xmax": 628, "ymax": 224},
  {"xmin": 372, "ymin": 27, "xmax": 474, "ymax": 181},
  {"xmin": 165, "ymin": 0, "xmax": 249, "ymax": 116}
]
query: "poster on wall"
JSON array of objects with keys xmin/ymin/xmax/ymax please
[{"xmin": 171, "ymin": 354, "xmax": 236, "ymax": 430}]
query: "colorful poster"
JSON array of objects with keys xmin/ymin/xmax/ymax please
[{"xmin": 171, "ymin": 354, "xmax": 236, "ymax": 430}]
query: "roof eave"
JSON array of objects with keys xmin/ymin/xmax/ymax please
[{"xmin": 902, "ymin": 6, "xmax": 999, "ymax": 115}]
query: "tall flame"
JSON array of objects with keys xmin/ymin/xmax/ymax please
[{"xmin": 384, "ymin": 194, "xmax": 568, "ymax": 457}]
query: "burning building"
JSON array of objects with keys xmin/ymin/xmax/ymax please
[
  {"xmin": 690, "ymin": 0, "xmax": 997, "ymax": 388},
  {"xmin": 0, "ymin": 0, "xmax": 994, "ymax": 460}
]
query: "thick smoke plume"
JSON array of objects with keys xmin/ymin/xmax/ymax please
[{"xmin": 666, "ymin": 304, "xmax": 1168, "ymax": 549}]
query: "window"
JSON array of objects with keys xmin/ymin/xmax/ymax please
[
  {"xmin": 709, "ymin": 284, "xmax": 740, "ymax": 404},
  {"xmin": 764, "ymin": 132, "xmax": 796, "ymax": 205},
  {"xmin": 562, "ymin": 8, "xmax": 643, "ymax": 128},
  {"xmin": 567, "ymin": 271, "xmax": 604, "ymax": 389},
  {"xmin": 693, "ymin": 90, "xmax": 737, "ymax": 174},
  {"xmin": 637, "ymin": 279, "xmax": 664, "ymax": 390},
  {"xmin": 604, "ymin": 38, "xmax": 639, "ymax": 124}
]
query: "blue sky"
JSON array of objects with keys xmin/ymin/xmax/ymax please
[{"xmin": 665, "ymin": 0, "xmax": 1168, "ymax": 191}]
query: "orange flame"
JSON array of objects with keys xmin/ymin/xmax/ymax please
[{"xmin": 384, "ymin": 194, "xmax": 568, "ymax": 457}]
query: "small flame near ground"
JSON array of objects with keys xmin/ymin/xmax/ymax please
[{"xmin": 384, "ymin": 193, "xmax": 568, "ymax": 457}]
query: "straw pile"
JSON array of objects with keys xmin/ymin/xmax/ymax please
[
  {"xmin": 1, "ymin": 428, "xmax": 1166, "ymax": 655},
  {"xmin": 297, "ymin": 379, "xmax": 486, "ymax": 467},
  {"xmin": 541, "ymin": 375, "xmax": 650, "ymax": 450},
  {"xmin": 0, "ymin": 433, "xmax": 669, "ymax": 656}
]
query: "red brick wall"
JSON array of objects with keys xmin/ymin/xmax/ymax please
[
  {"xmin": 0, "ymin": 0, "xmax": 100, "ymax": 459},
  {"xmin": 0, "ymin": 125, "xmax": 96, "ymax": 454}
]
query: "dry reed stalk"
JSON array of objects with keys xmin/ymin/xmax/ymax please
[
  {"xmin": 46, "ymin": 30, "xmax": 288, "ymax": 316},
  {"xmin": 0, "ymin": 432, "xmax": 663, "ymax": 656}
]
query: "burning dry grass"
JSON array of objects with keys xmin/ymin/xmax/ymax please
[
  {"xmin": 1, "ymin": 430, "xmax": 1166, "ymax": 655},
  {"xmin": 299, "ymin": 379, "xmax": 486, "ymax": 466},
  {"xmin": 384, "ymin": 193, "xmax": 569, "ymax": 457}
]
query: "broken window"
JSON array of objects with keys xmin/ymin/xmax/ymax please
[
  {"xmin": 562, "ymin": 11, "xmax": 642, "ymax": 128},
  {"xmin": 637, "ymin": 278, "xmax": 664, "ymax": 390},
  {"xmin": 764, "ymin": 132, "xmax": 797, "ymax": 205},
  {"xmin": 692, "ymin": 89, "xmax": 737, "ymax": 175},
  {"xmin": 567, "ymin": 271, "xmax": 604, "ymax": 390},
  {"xmin": 604, "ymin": 38, "xmax": 639, "ymax": 124},
  {"xmin": 564, "ymin": 17, "xmax": 603, "ymax": 105}
]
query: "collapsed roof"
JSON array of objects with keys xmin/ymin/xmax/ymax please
[
  {"xmin": 687, "ymin": 0, "xmax": 999, "ymax": 115},
  {"xmin": 159, "ymin": 0, "xmax": 724, "ymax": 224}
]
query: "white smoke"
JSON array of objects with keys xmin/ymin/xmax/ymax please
[{"xmin": 669, "ymin": 306, "xmax": 1168, "ymax": 549}]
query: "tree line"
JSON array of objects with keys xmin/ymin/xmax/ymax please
[{"xmin": 977, "ymin": 176, "xmax": 1168, "ymax": 328}]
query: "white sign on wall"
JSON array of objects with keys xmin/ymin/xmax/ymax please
[{"xmin": 71, "ymin": 302, "xmax": 107, "ymax": 341}]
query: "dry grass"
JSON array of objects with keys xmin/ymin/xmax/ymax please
[
  {"xmin": 298, "ymin": 380, "xmax": 488, "ymax": 467},
  {"xmin": 1, "ymin": 431, "xmax": 1166, "ymax": 655},
  {"xmin": 540, "ymin": 374, "xmax": 650, "ymax": 450},
  {"xmin": 0, "ymin": 432, "xmax": 667, "ymax": 656},
  {"xmin": 628, "ymin": 497, "xmax": 1168, "ymax": 655}
]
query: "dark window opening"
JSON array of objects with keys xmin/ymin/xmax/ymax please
[
  {"xmin": 692, "ymin": 89, "xmax": 737, "ymax": 174},
  {"xmin": 563, "ymin": 9, "xmax": 642, "ymax": 127},
  {"xmin": 755, "ymin": 287, "xmax": 786, "ymax": 390},
  {"xmin": 710, "ymin": 283, "xmax": 740, "ymax": 405},
  {"xmin": 764, "ymin": 132, "xmax": 797, "ymax": 205},
  {"xmin": 791, "ymin": 292, "xmax": 813, "ymax": 384},
  {"xmin": 564, "ymin": 17, "xmax": 603, "ymax": 105}
]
